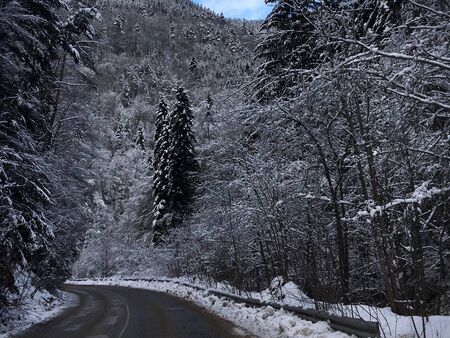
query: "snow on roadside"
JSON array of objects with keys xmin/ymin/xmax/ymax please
[
  {"xmin": 206, "ymin": 276, "xmax": 450, "ymax": 338},
  {"xmin": 251, "ymin": 279, "xmax": 450, "ymax": 338},
  {"xmin": 0, "ymin": 289, "xmax": 76, "ymax": 338},
  {"xmin": 69, "ymin": 278, "xmax": 351, "ymax": 338},
  {"xmin": 246, "ymin": 277, "xmax": 314, "ymax": 308},
  {"xmin": 333, "ymin": 304, "xmax": 450, "ymax": 338}
]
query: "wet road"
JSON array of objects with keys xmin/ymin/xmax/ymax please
[{"xmin": 17, "ymin": 285, "xmax": 244, "ymax": 338}]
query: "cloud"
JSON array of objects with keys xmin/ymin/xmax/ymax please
[{"xmin": 194, "ymin": 0, "xmax": 272, "ymax": 20}]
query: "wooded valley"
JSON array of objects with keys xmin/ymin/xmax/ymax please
[{"xmin": 1, "ymin": 0, "xmax": 449, "ymax": 326}]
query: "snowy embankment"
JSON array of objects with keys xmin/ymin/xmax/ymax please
[
  {"xmin": 243, "ymin": 280, "xmax": 450, "ymax": 338},
  {"xmin": 0, "ymin": 289, "xmax": 76, "ymax": 338},
  {"xmin": 3, "ymin": 276, "xmax": 448, "ymax": 338},
  {"xmin": 69, "ymin": 278, "xmax": 350, "ymax": 338},
  {"xmin": 70, "ymin": 277, "xmax": 450, "ymax": 338}
]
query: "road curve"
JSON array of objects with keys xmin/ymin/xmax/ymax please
[{"xmin": 16, "ymin": 284, "xmax": 247, "ymax": 338}]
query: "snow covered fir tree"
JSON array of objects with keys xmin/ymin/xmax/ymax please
[
  {"xmin": 152, "ymin": 97, "xmax": 171, "ymax": 241},
  {"xmin": 1, "ymin": 0, "xmax": 449, "ymax": 337},
  {"xmin": 0, "ymin": 0, "xmax": 99, "ymax": 308},
  {"xmin": 152, "ymin": 87, "xmax": 197, "ymax": 244}
]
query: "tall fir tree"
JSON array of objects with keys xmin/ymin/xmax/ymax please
[
  {"xmin": 166, "ymin": 87, "xmax": 198, "ymax": 227},
  {"xmin": 204, "ymin": 92, "xmax": 214, "ymax": 140},
  {"xmin": 254, "ymin": 0, "xmax": 323, "ymax": 100},
  {"xmin": 152, "ymin": 98, "xmax": 171, "ymax": 243},
  {"xmin": 135, "ymin": 122, "xmax": 146, "ymax": 150},
  {"xmin": 0, "ymin": 0, "xmax": 97, "ymax": 305}
]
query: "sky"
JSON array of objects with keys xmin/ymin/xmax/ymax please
[{"xmin": 193, "ymin": 0, "xmax": 273, "ymax": 20}]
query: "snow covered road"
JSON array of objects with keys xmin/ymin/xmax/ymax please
[{"xmin": 15, "ymin": 284, "xmax": 246, "ymax": 338}]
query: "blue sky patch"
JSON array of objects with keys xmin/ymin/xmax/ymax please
[{"xmin": 193, "ymin": 0, "xmax": 273, "ymax": 20}]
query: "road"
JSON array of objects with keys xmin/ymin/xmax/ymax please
[{"xmin": 16, "ymin": 284, "xmax": 247, "ymax": 338}]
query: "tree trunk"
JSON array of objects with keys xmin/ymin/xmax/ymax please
[{"xmin": 354, "ymin": 96, "xmax": 401, "ymax": 314}]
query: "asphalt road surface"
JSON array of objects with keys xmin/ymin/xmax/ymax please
[{"xmin": 16, "ymin": 285, "xmax": 247, "ymax": 338}]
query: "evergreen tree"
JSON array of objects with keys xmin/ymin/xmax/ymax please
[
  {"xmin": 152, "ymin": 98, "xmax": 171, "ymax": 243},
  {"xmin": 135, "ymin": 122, "xmax": 146, "ymax": 150},
  {"xmin": 0, "ymin": 0, "xmax": 97, "ymax": 306},
  {"xmin": 152, "ymin": 89, "xmax": 198, "ymax": 243},
  {"xmin": 204, "ymin": 92, "xmax": 214, "ymax": 140},
  {"xmin": 0, "ymin": 0, "xmax": 64, "ymax": 306},
  {"xmin": 121, "ymin": 85, "xmax": 132, "ymax": 107},
  {"xmin": 189, "ymin": 56, "xmax": 198, "ymax": 73},
  {"xmin": 353, "ymin": 0, "xmax": 403, "ymax": 38},
  {"xmin": 166, "ymin": 87, "xmax": 198, "ymax": 226},
  {"xmin": 255, "ymin": 0, "xmax": 402, "ymax": 101},
  {"xmin": 254, "ymin": 0, "xmax": 323, "ymax": 100}
]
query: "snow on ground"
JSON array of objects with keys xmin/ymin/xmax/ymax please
[
  {"xmin": 195, "ymin": 276, "xmax": 450, "ymax": 338},
  {"xmin": 71, "ymin": 276, "xmax": 450, "ymax": 338},
  {"xmin": 195, "ymin": 275, "xmax": 450, "ymax": 338},
  {"xmin": 213, "ymin": 277, "xmax": 449, "ymax": 338},
  {"xmin": 254, "ymin": 280, "xmax": 450, "ymax": 338},
  {"xmin": 246, "ymin": 276, "xmax": 314, "ymax": 307},
  {"xmin": 0, "ymin": 289, "xmax": 76, "ymax": 338},
  {"xmin": 334, "ymin": 304, "xmax": 450, "ymax": 338},
  {"xmin": 69, "ymin": 278, "xmax": 351, "ymax": 338},
  {"xmin": 6, "ymin": 275, "xmax": 448, "ymax": 338}
]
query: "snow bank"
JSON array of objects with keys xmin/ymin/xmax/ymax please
[
  {"xmin": 334, "ymin": 304, "xmax": 450, "ymax": 338},
  {"xmin": 247, "ymin": 277, "xmax": 314, "ymax": 307},
  {"xmin": 0, "ymin": 289, "xmax": 76, "ymax": 338},
  {"xmin": 205, "ymin": 276, "xmax": 449, "ymax": 338},
  {"xmin": 69, "ymin": 278, "xmax": 350, "ymax": 338},
  {"xmin": 226, "ymin": 278, "xmax": 450, "ymax": 338},
  {"xmin": 190, "ymin": 276, "xmax": 450, "ymax": 338}
]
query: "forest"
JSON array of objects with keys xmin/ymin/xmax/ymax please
[{"xmin": 1, "ymin": 0, "xmax": 449, "ymax": 326}]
